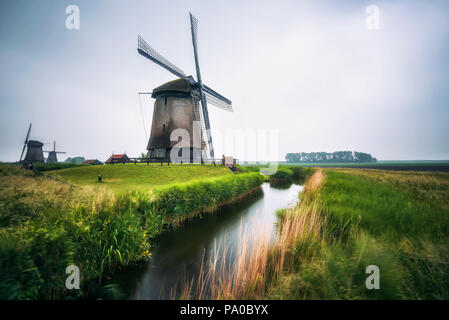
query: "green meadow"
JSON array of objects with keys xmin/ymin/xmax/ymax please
[
  {"xmin": 279, "ymin": 169, "xmax": 449, "ymax": 299},
  {"xmin": 50, "ymin": 163, "xmax": 232, "ymax": 193}
]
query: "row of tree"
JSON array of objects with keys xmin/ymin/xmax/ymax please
[
  {"xmin": 64, "ymin": 157, "xmax": 86, "ymax": 164},
  {"xmin": 285, "ymin": 151, "xmax": 377, "ymax": 163}
]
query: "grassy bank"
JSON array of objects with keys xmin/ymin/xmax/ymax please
[
  {"xmin": 0, "ymin": 163, "xmax": 263, "ymax": 299},
  {"xmin": 240, "ymin": 165, "xmax": 313, "ymax": 184},
  {"xmin": 152, "ymin": 173, "xmax": 264, "ymax": 225},
  {"xmin": 184, "ymin": 168, "xmax": 449, "ymax": 299}
]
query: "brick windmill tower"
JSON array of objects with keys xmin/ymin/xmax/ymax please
[{"xmin": 137, "ymin": 13, "xmax": 233, "ymax": 163}]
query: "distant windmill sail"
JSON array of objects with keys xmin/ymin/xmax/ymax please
[
  {"xmin": 19, "ymin": 123, "xmax": 32, "ymax": 162},
  {"xmin": 137, "ymin": 12, "xmax": 233, "ymax": 160},
  {"xmin": 43, "ymin": 140, "xmax": 66, "ymax": 163}
]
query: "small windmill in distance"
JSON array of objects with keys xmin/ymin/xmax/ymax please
[
  {"xmin": 19, "ymin": 123, "xmax": 45, "ymax": 164},
  {"xmin": 44, "ymin": 141, "xmax": 66, "ymax": 163}
]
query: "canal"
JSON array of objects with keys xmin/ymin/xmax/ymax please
[{"xmin": 117, "ymin": 182, "xmax": 303, "ymax": 299}]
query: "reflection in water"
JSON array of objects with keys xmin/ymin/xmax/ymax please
[{"xmin": 118, "ymin": 182, "xmax": 302, "ymax": 299}]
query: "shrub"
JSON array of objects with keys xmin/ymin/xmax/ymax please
[
  {"xmin": 32, "ymin": 163, "xmax": 90, "ymax": 172},
  {"xmin": 152, "ymin": 172, "xmax": 264, "ymax": 223}
]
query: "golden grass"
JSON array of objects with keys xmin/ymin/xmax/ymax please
[
  {"xmin": 303, "ymin": 169, "xmax": 324, "ymax": 195},
  {"xmin": 0, "ymin": 170, "xmax": 93, "ymax": 212},
  {"xmin": 174, "ymin": 223, "xmax": 273, "ymax": 300}
]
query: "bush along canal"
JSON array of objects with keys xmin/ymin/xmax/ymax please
[{"xmin": 116, "ymin": 182, "xmax": 303, "ymax": 299}]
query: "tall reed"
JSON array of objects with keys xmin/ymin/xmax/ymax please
[{"xmin": 174, "ymin": 170, "xmax": 324, "ymax": 299}]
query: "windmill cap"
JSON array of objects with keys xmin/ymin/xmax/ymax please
[
  {"xmin": 152, "ymin": 78, "xmax": 191, "ymax": 99},
  {"xmin": 27, "ymin": 140, "xmax": 43, "ymax": 147}
]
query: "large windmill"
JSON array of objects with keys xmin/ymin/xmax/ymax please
[
  {"xmin": 19, "ymin": 123, "xmax": 45, "ymax": 164},
  {"xmin": 137, "ymin": 12, "xmax": 233, "ymax": 162},
  {"xmin": 44, "ymin": 141, "xmax": 66, "ymax": 163}
]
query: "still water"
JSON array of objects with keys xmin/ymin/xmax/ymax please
[{"xmin": 118, "ymin": 182, "xmax": 303, "ymax": 299}]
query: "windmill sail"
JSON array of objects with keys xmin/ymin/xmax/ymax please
[
  {"xmin": 192, "ymin": 94, "xmax": 210, "ymax": 156},
  {"xmin": 204, "ymin": 91, "xmax": 233, "ymax": 112},
  {"xmin": 138, "ymin": 35, "xmax": 188, "ymax": 80},
  {"xmin": 190, "ymin": 13, "xmax": 202, "ymax": 84},
  {"xmin": 190, "ymin": 12, "xmax": 219, "ymax": 159},
  {"xmin": 19, "ymin": 123, "xmax": 32, "ymax": 162},
  {"xmin": 203, "ymin": 85, "xmax": 232, "ymax": 106},
  {"xmin": 199, "ymin": 93, "xmax": 215, "ymax": 158},
  {"xmin": 203, "ymin": 86, "xmax": 233, "ymax": 112}
]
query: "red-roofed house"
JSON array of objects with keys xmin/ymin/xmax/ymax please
[{"xmin": 105, "ymin": 153, "xmax": 130, "ymax": 164}]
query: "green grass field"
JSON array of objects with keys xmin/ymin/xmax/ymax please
[
  {"xmin": 241, "ymin": 160, "xmax": 449, "ymax": 167},
  {"xmin": 276, "ymin": 160, "xmax": 449, "ymax": 171},
  {"xmin": 0, "ymin": 163, "xmax": 262, "ymax": 299},
  {"xmin": 50, "ymin": 163, "xmax": 232, "ymax": 193},
  {"xmin": 3, "ymin": 161, "xmax": 449, "ymax": 299},
  {"xmin": 267, "ymin": 168, "xmax": 449, "ymax": 299}
]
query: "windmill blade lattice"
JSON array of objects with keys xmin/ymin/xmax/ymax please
[
  {"xmin": 203, "ymin": 86, "xmax": 233, "ymax": 112},
  {"xmin": 138, "ymin": 35, "xmax": 188, "ymax": 80}
]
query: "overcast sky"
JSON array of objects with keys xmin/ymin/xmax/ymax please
[{"xmin": 1, "ymin": 0, "xmax": 448, "ymax": 162}]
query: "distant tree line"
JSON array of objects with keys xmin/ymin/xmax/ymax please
[
  {"xmin": 64, "ymin": 157, "xmax": 85, "ymax": 164},
  {"xmin": 285, "ymin": 151, "xmax": 377, "ymax": 163}
]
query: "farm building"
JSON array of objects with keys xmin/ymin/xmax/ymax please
[
  {"xmin": 105, "ymin": 154, "xmax": 130, "ymax": 164},
  {"xmin": 82, "ymin": 159, "xmax": 103, "ymax": 165}
]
